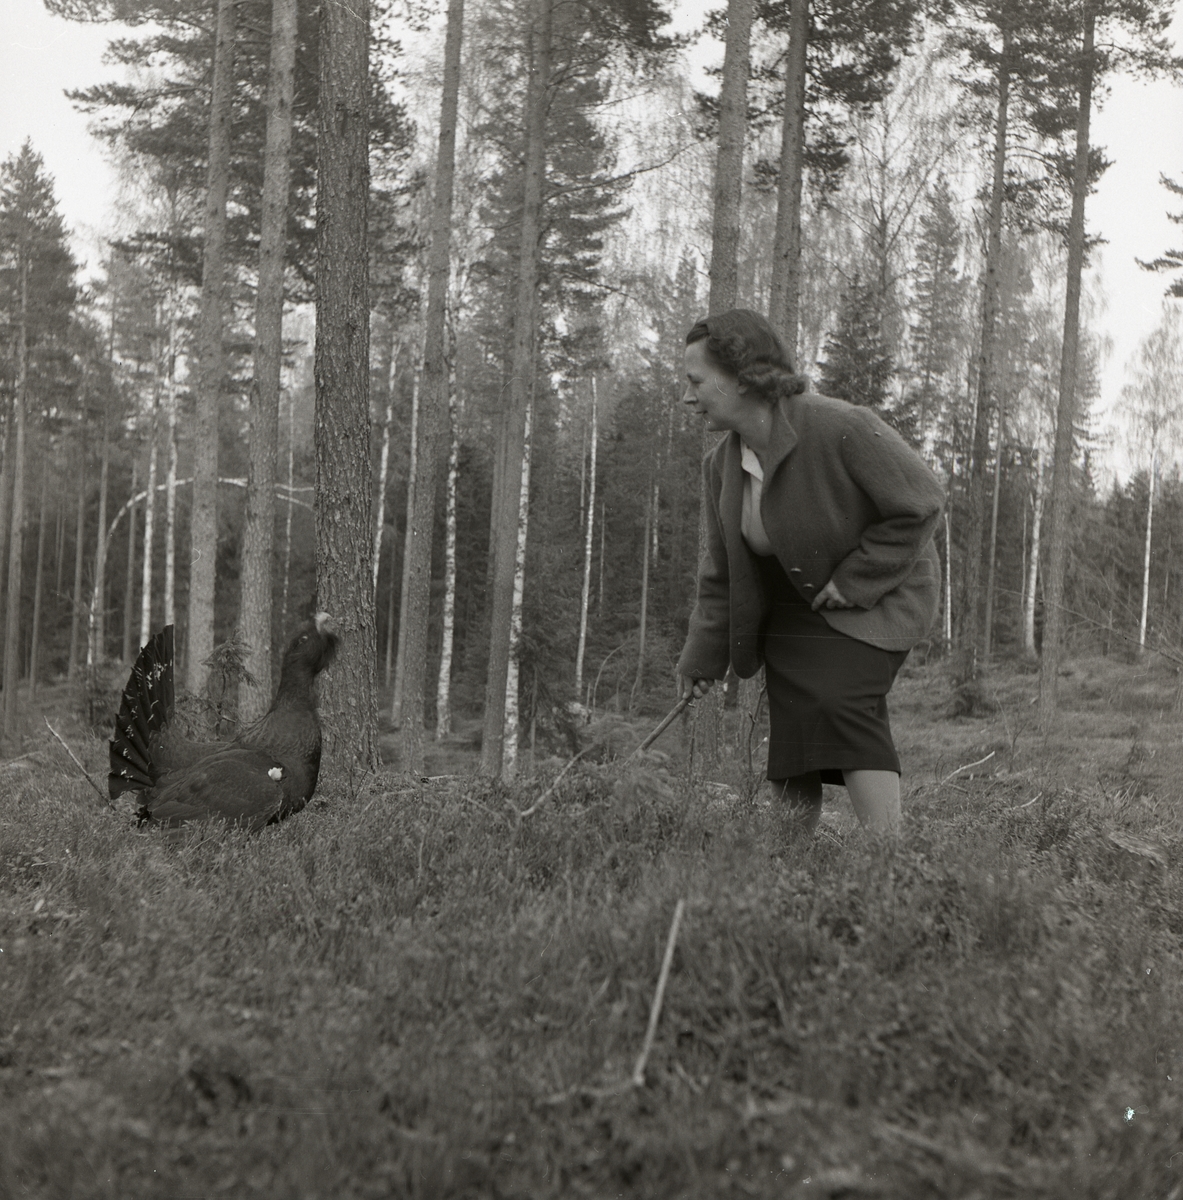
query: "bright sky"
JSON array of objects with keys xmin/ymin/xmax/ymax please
[{"xmin": 2, "ymin": 0, "xmax": 1182, "ymax": 485}]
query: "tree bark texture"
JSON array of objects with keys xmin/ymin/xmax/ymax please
[
  {"xmin": 314, "ymin": 0, "xmax": 377, "ymax": 771},
  {"xmin": 187, "ymin": 0, "xmax": 235, "ymax": 696},
  {"xmin": 240, "ymin": 0, "xmax": 297, "ymax": 722},
  {"xmin": 707, "ymin": 0, "xmax": 753, "ymax": 315},
  {"xmin": 983, "ymin": 400, "xmax": 1005, "ymax": 659},
  {"xmin": 768, "ymin": 0, "xmax": 807, "ymax": 357},
  {"xmin": 502, "ymin": 402, "xmax": 533, "ymax": 781},
  {"xmin": 1, "ymin": 262, "xmax": 28, "ymax": 744},
  {"xmin": 574, "ymin": 375, "xmax": 597, "ymax": 704},
  {"xmin": 1039, "ymin": 9, "xmax": 1095, "ymax": 723},
  {"xmin": 959, "ymin": 28, "xmax": 1010, "ymax": 686},
  {"xmin": 480, "ymin": 0, "xmax": 552, "ymax": 779},
  {"xmin": 400, "ymin": 0, "xmax": 465, "ymax": 773},
  {"xmin": 1023, "ymin": 450, "xmax": 1045, "ymax": 658},
  {"xmin": 139, "ymin": 412, "xmax": 158, "ymax": 649},
  {"xmin": 435, "ymin": 362, "xmax": 459, "ymax": 739},
  {"xmin": 390, "ymin": 365, "xmax": 419, "ymax": 726}
]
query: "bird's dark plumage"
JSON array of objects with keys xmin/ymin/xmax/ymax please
[{"xmin": 109, "ymin": 614, "xmax": 339, "ymax": 832}]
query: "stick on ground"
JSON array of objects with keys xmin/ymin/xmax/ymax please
[
  {"xmin": 632, "ymin": 897, "xmax": 686, "ymax": 1088},
  {"xmin": 44, "ymin": 718, "xmax": 112, "ymax": 807}
]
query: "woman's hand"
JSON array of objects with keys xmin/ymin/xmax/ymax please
[
  {"xmin": 677, "ymin": 674, "xmax": 714, "ymax": 702},
  {"xmin": 811, "ymin": 579, "xmax": 853, "ymax": 612}
]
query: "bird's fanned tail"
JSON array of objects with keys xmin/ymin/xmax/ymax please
[{"xmin": 109, "ymin": 625, "xmax": 175, "ymax": 799}]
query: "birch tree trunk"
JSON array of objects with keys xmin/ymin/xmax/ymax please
[
  {"xmin": 164, "ymin": 330, "xmax": 179, "ymax": 629},
  {"xmin": 279, "ymin": 386, "xmax": 294, "ymax": 633},
  {"xmin": 122, "ymin": 459, "xmax": 137, "ymax": 660},
  {"xmin": 435, "ymin": 361, "xmax": 459, "ymax": 739},
  {"xmin": 1139, "ymin": 452, "xmax": 1156, "ymax": 651},
  {"xmin": 188, "ymin": 0, "xmax": 236, "ymax": 695},
  {"xmin": 983, "ymin": 400, "xmax": 1005, "ymax": 659},
  {"xmin": 1023, "ymin": 451, "xmax": 1045, "ymax": 658},
  {"xmin": 632, "ymin": 479, "xmax": 654, "ymax": 709},
  {"xmin": 28, "ymin": 461, "xmax": 49, "ymax": 701},
  {"xmin": 959, "ymin": 28, "xmax": 1011, "ymax": 686},
  {"xmin": 768, "ymin": 0, "xmax": 807, "ymax": 356},
  {"xmin": 86, "ymin": 408, "xmax": 110, "ymax": 671},
  {"xmin": 943, "ymin": 507, "xmax": 953, "ymax": 647},
  {"xmin": 390, "ymin": 365, "xmax": 419, "ymax": 725},
  {"xmin": 241, "ymin": 0, "xmax": 297, "ymax": 721},
  {"xmin": 1039, "ymin": 8, "xmax": 1095, "ymax": 723},
  {"xmin": 139, "ymin": 411, "xmax": 159, "ymax": 648},
  {"xmin": 481, "ymin": 0, "xmax": 552, "ymax": 779},
  {"xmin": 399, "ymin": 0, "xmax": 465, "ymax": 773},
  {"xmin": 573, "ymin": 375, "xmax": 597, "ymax": 704},
  {"xmin": 315, "ymin": 0, "xmax": 377, "ymax": 770},
  {"xmin": 502, "ymin": 402, "xmax": 532, "ymax": 781}
]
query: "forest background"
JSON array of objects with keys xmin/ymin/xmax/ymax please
[{"xmin": 2, "ymin": 0, "xmax": 1183, "ymax": 780}]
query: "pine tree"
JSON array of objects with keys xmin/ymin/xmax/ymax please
[{"xmin": 817, "ymin": 276, "xmax": 895, "ymax": 418}]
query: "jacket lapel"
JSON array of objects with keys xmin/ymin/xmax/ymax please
[{"xmin": 761, "ymin": 396, "xmax": 799, "ymax": 489}]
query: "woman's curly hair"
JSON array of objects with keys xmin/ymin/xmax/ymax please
[{"xmin": 686, "ymin": 308, "xmax": 808, "ymax": 402}]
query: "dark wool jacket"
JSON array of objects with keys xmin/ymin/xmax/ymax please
[{"xmin": 677, "ymin": 391, "xmax": 946, "ymax": 680}]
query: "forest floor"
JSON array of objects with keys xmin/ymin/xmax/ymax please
[{"xmin": 2, "ymin": 651, "xmax": 1183, "ymax": 1198}]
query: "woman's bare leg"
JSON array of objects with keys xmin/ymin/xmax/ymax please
[
  {"xmin": 770, "ymin": 772, "xmax": 824, "ymax": 838},
  {"xmin": 843, "ymin": 769, "xmax": 900, "ymax": 832}
]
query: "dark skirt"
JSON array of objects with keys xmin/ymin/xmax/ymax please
[{"xmin": 756, "ymin": 554, "xmax": 908, "ymax": 783}]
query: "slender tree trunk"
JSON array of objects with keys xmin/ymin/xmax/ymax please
[
  {"xmin": 139, "ymin": 411, "xmax": 159, "ymax": 648},
  {"xmin": 400, "ymin": 0, "xmax": 465, "ymax": 773},
  {"xmin": 54, "ymin": 484, "xmax": 64, "ymax": 598},
  {"xmin": 502, "ymin": 402, "xmax": 533, "ymax": 781},
  {"xmin": 768, "ymin": 0, "xmax": 807, "ymax": 356},
  {"xmin": 390, "ymin": 365, "xmax": 419, "ymax": 726},
  {"xmin": 632, "ymin": 479, "xmax": 654, "ymax": 709},
  {"xmin": 123, "ymin": 459, "xmax": 138, "ymax": 660},
  {"xmin": 574, "ymin": 376, "xmax": 597, "ymax": 704},
  {"xmin": 241, "ymin": 0, "xmax": 297, "ymax": 720},
  {"xmin": 708, "ymin": 0, "xmax": 753, "ymax": 314},
  {"xmin": 983, "ymin": 400, "xmax": 1005, "ymax": 659},
  {"xmin": 86, "ymin": 405, "xmax": 110, "ymax": 671},
  {"xmin": 1024, "ymin": 450, "xmax": 1045, "ymax": 658},
  {"xmin": 1039, "ymin": 8, "xmax": 1095, "ymax": 723},
  {"xmin": 1, "ymin": 262, "xmax": 28, "ymax": 744},
  {"xmin": 959, "ymin": 28, "xmax": 1011, "ymax": 685},
  {"xmin": 68, "ymin": 448, "xmax": 86, "ymax": 680},
  {"xmin": 435, "ymin": 361, "xmax": 459, "ymax": 739},
  {"xmin": 29, "ymin": 460, "xmax": 49, "ymax": 701},
  {"xmin": 943, "ymin": 506, "xmax": 953, "ymax": 647},
  {"xmin": 279, "ymin": 385, "xmax": 294, "ymax": 633},
  {"xmin": 597, "ymin": 496, "xmax": 605, "ymax": 618},
  {"xmin": 315, "ymin": 0, "xmax": 377, "ymax": 770},
  {"xmin": 372, "ymin": 344, "xmax": 397, "ymax": 603},
  {"xmin": 164, "ymin": 369, "xmax": 178, "ymax": 629},
  {"xmin": 188, "ymin": 0, "xmax": 236, "ymax": 695},
  {"xmin": 1139, "ymin": 452, "xmax": 1156, "ymax": 651},
  {"xmin": 481, "ymin": 0, "xmax": 552, "ymax": 779}
]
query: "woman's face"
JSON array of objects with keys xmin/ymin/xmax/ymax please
[{"xmin": 683, "ymin": 340, "xmax": 746, "ymax": 432}]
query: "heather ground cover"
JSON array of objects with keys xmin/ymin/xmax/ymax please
[{"xmin": 2, "ymin": 653, "xmax": 1182, "ymax": 1199}]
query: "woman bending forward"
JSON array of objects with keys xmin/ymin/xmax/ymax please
[{"xmin": 676, "ymin": 309, "xmax": 945, "ymax": 834}]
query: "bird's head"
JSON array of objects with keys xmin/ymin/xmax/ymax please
[{"xmin": 282, "ymin": 612, "xmax": 340, "ymax": 678}]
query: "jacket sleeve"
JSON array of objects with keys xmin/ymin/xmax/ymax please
[
  {"xmin": 830, "ymin": 407, "xmax": 945, "ymax": 609},
  {"xmin": 676, "ymin": 454, "xmax": 732, "ymax": 680}
]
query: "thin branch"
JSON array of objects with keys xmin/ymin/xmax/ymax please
[
  {"xmin": 940, "ymin": 750, "xmax": 996, "ymax": 785},
  {"xmin": 44, "ymin": 718, "xmax": 112, "ymax": 807},
  {"xmin": 632, "ymin": 898, "xmax": 686, "ymax": 1088}
]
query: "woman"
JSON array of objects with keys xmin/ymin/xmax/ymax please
[{"xmin": 676, "ymin": 309, "xmax": 944, "ymax": 834}]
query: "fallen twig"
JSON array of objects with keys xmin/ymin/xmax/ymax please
[
  {"xmin": 44, "ymin": 718, "xmax": 112, "ymax": 807},
  {"xmin": 939, "ymin": 750, "xmax": 996, "ymax": 786},
  {"xmin": 632, "ymin": 898, "xmax": 686, "ymax": 1088},
  {"xmin": 621, "ymin": 697, "xmax": 691, "ymax": 768},
  {"xmin": 513, "ymin": 747, "xmax": 590, "ymax": 821}
]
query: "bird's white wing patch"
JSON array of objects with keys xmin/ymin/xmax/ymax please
[{"xmin": 268, "ymin": 766, "xmax": 284, "ymax": 781}]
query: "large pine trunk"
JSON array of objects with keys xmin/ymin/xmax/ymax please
[
  {"xmin": 399, "ymin": 0, "xmax": 465, "ymax": 773},
  {"xmin": 502, "ymin": 403, "xmax": 533, "ymax": 780},
  {"xmin": 768, "ymin": 0, "xmax": 807, "ymax": 356},
  {"xmin": 700, "ymin": 0, "xmax": 754, "ymax": 771},
  {"xmin": 1039, "ymin": 9, "xmax": 1095, "ymax": 723},
  {"xmin": 240, "ymin": 0, "xmax": 297, "ymax": 721},
  {"xmin": 959, "ymin": 29, "xmax": 1011, "ymax": 685},
  {"xmin": 314, "ymin": 0, "xmax": 377, "ymax": 771},
  {"xmin": 187, "ymin": 0, "xmax": 236, "ymax": 695},
  {"xmin": 480, "ymin": 0, "xmax": 552, "ymax": 779}
]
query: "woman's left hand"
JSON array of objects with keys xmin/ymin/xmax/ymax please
[{"xmin": 811, "ymin": 579, "xmax": 853, "ymax": 611}]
